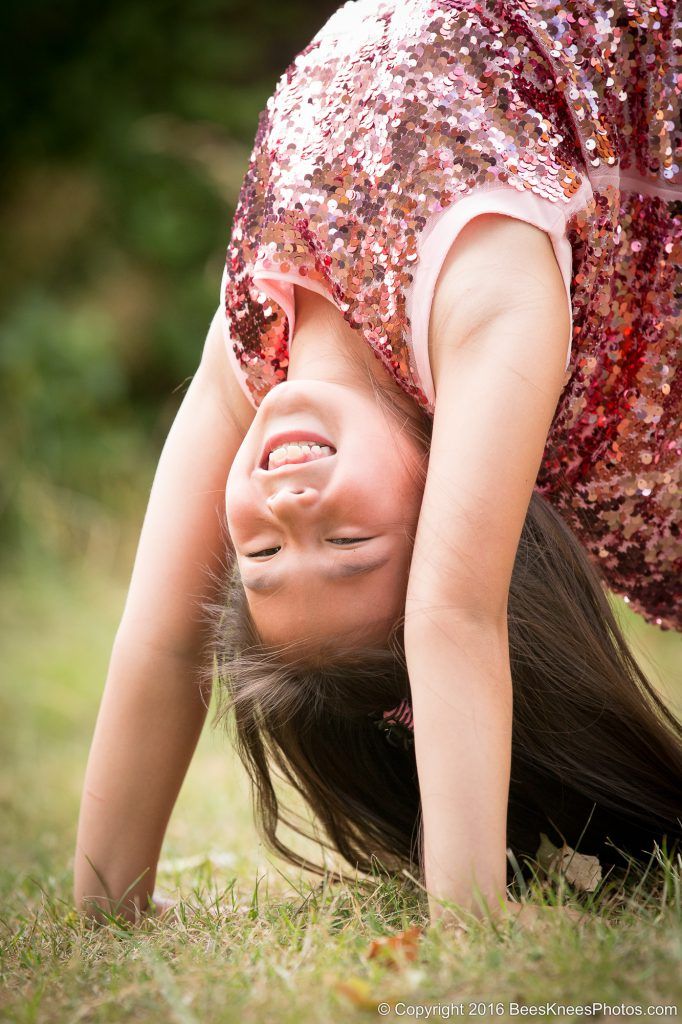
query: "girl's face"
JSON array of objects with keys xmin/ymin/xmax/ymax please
[{"xmin": 225, "ymin": 378, "xmax": 426, "ymax": 650}]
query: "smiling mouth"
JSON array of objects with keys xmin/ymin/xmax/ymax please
[{"xmin": 260, "ymin": 436, "xmax": 337, "ymax": 471}]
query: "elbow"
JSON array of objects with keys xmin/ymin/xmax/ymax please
[
  {"xmin": 405, "ymin": 567, "xmax": 509, "ymax": 637},
  {"xmin": 403, "ymin": 594, "xmax": 511, "ymax": 690},
  {"xmin": 404, "ymin": 593, "xmax": 509, "ymax": 645}
]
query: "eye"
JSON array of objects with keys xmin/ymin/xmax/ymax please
[
  {"xmin": 246, "ymin": 546, "xmax": 281, "ymax": 558},
  {"xmin": 328, "ymin": 537, "xmax": 374, "ymax": 545}
]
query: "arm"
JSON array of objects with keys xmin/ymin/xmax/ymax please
[
  {"xmin": 404, "ymin": 214, "xmax": 570, "ymax": 925},
  {"xmin": 74, "ymin": 309, "xmax": 255, "ymax": 922}
]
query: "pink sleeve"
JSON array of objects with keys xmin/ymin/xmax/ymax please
[{"xmin": 406, "ymin": 180, "xmax": 594, "ymax": 408}]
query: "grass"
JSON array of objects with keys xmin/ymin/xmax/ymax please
[{"xmin": 1, "ymin": 554, "xmax": 681, "ymax": 1023}]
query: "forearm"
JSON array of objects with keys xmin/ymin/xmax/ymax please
[
  {"xmin": 74, "ymin": 639, "xmax": 211, "ymax": 922},
  {"xmin": 407, "ymin": 613, "xmax": 513, "ymax": 923}
]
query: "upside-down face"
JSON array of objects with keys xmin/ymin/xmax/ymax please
[{"xmin": 225, "ymin": 377, "xmax": 426, "ymax": 651}]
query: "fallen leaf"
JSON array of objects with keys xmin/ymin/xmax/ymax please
[
  {"xmin": 554, "ymin": 847, "xmax": 602, "ymax": 893},
  {"xmin": 504, "ymin": 902, "xmax": 584, "ymax": 929},
  {"xmin": 334, "ymin": 977, "xmax": 376, "ymax": 1010},
  {"xmin": 535, "ymin": 833, "xmax": 602, "ymax": 893},
  {"xmin": 366, "ymin": 926, "xmax": 423, "ymax": 966},
  {"xmin": 535, "ymin": 832, "xmax": 561, "ymax": 872}
]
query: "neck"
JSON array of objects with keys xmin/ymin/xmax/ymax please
[{"xmin": 288, "ymin": 287, "xmax": 418, "ymax": 423}]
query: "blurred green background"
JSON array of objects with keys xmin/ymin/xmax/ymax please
[{"xmin": 0, "ymin": 0, "xmax": 680, "ymax": 913}]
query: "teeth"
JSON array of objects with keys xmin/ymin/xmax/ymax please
[{"xmin": 266, "ymin": 441, "xmax": 334, "ymax": 469}]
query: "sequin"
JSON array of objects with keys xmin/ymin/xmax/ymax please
[{"xmin": 223, "ymin": 0, "xmax": 681, "ymax": 632}]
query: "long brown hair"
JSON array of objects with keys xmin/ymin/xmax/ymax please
[{"xmin": 211, "ymin": 357, "xmax": 682, "ymax": 887}]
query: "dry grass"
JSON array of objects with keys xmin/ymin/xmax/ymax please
[{"xmin": 1, "ymin": 557, "xmax": 681, "ymax": 1023}]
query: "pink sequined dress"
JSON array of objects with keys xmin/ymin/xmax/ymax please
[{"xmin": 220, "ymin": 0, "xmax": 681, "ymax": 631}]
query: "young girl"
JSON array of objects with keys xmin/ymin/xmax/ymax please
[{"xmin": 74, "ymin": 0, "xmax": 682, "ymax": 926}]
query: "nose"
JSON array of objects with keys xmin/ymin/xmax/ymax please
[{"xmin": 266, "ymin": 486, "xmax": 320, "ymax": 523}]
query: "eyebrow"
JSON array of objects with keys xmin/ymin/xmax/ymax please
[{"xmin": 243, "ymin": 554, "xmax": 392, "ymax": 593}]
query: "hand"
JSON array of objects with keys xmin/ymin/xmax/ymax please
[
  {"xmin": 429, "ymin": 897, "xmax": 584, "ymax": 936},
  {"xmin": 150, "ymin": 893, "xmax": 177, "ymax": 920},
  {"xmin": 497, "ymin": 898, "xmax": 584, "ymax": 930}
]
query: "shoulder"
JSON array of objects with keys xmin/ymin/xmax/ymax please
[{"xmin": 428, "ymin": 213, "xmax": 570, "ymax": 394}]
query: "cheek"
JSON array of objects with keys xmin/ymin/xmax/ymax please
[
  {"xmin": 381, "ymin": 441, "xmax": 423, "ymax": 489},
  {"xmin": 388, "ymin": 456, "xmax": 425, "ymax": 529},
  {"xmin": 224, "ymin": 473, "xmax": 255, "ymax": 541},
  {"xmin": 360, "ymin": 451, "xmax": 422, "ymax": 521},
  {"xmin": 225, "ymin": 435, "xmax": 258, "ymax": 513}
]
